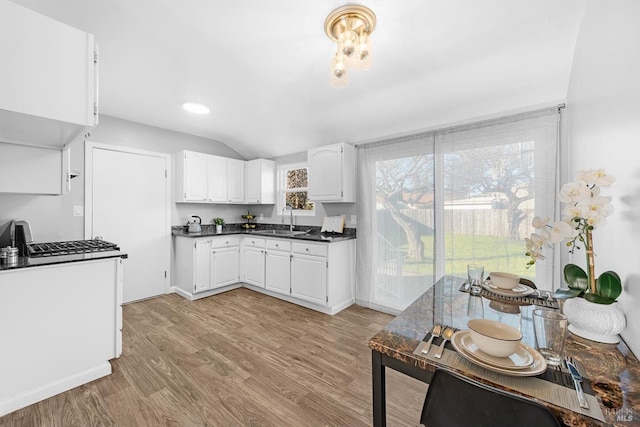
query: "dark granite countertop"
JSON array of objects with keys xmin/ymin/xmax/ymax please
[
  {"xmin": 369, "ymin": 275, "xmax": 640, "ymax": 427},
  {"xmin": 0, "ymin": 251, "xmax": 127, "ymax": 272},
  {"xmin": 172, "ymin": 223, "xmax": 356, "ymax": 243}
]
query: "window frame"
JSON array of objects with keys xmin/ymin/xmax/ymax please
[{"xmin": 277, "ymin": 162, "xmax": 315, "ymax": 216}]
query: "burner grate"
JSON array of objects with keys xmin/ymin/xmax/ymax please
[{"xmin": 27, "ymin": 239, "xmax": 120, "ymax": 257}]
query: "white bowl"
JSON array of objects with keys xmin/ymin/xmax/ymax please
[
  {"xmin": 490, "ymin": 272, "xmax": 520, "ymax": 290},
  {"xmin": 467, "ymin": 319, "xmax": 522, "ymax": 358}
]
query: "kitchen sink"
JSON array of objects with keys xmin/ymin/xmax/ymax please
[{"xmin": 251, "ymin": 229, "xmax": 309, "ymax": 237}]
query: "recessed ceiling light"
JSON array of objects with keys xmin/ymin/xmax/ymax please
[{"xmin": 182, "ymin": 102, "xmax": 210, "ymax": 114}]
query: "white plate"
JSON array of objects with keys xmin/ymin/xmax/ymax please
[
  {"xmin": 452, "ymin": 331, "xmax": 547, "ymax": 376},
  {"xmin": 482, "ymin": 281, "xmax": 535, "ymax": 297},
  {"xmin": 454, "ymin": 330, "xmax": 533, "ymax": 369}
]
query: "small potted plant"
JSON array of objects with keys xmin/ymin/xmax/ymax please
[{"xmin": 213, "ymin": 217, "xmax": 225, "ymax": 234}]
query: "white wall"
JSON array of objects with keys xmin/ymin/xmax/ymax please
[
  {"xmin": 566, "ymin": 0, "xmax": 640, "ymax": 355},
  {"xmin": 0, "ymin": 115, "xmax": 250, "ymax": 241}
]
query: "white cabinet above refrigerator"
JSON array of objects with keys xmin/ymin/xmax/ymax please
[{"xmin": 0, "ymin": 1, "xmax": 98, "ymax": 149}]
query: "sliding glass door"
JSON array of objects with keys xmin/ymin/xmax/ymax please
[{"xmin": 356, "ymin": 108, "xmax": 560, "ymax": 313}]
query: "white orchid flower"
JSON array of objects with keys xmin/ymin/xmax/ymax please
[
  {"xmin": 562, "ymin": 205, "xmax": 582, "ymax": 222},
  {"xmin": 548, "ymin": 221, "xmax": 574, "ymax": 243},
  {"xmin": 531, "ymin": 216, "xmax": 549, "ymax": 229},
  {"xmin": 559, "ymin": 181, "xmax": 591, "ymax": 204},
  {"xmin": 577, "ymin": 169, "xmax": 616, "ymax": 187}
]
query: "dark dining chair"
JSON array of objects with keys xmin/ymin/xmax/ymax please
[{"xmin": 420, "ymin": 369, "xmax": 561, "ymax": 427}]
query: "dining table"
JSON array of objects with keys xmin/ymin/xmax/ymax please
[{"xmin": 369, "ymin": 275, "xmax": 640, "ymax": 426}]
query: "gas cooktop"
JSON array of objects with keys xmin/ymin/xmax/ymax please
[{"xmin": 27, "ymin": 239, "xmax": 120, "ymax": 257}]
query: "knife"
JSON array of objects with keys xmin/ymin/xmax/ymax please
[{"xmin": 567, "ymin": 360, "xmax": 589, "ymax": 409}]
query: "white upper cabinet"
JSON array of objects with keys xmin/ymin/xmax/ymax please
[
  {"xmin": 0, "ymin": 143, "xmax": 63, "ymax": 195},
  {"xmin": 227, "ymin": 159, "xmax": 245, "ymax": 203},
  {"xmin": 0, "ymin": 2, "xmax": 98, "ymax": 148},
  {"xmin": 176, "ymin": 151, "xmax": 276, "ymax": 204},
  {"xmin": 182, "ymin": 151, "xmax": 208, "ymax": 201},
  {"xmin": 245, "ymin": 159, "xmax": 275, "ymax": 204},
  {"xmin": 207, "ymin": 155, "xmax": 228, "ymax": 202},
  {"xmin": 308, "ymin": 143, "xmax": 356, "ymax": 202}
]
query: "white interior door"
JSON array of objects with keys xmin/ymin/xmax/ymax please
[{"xmin": 87, "ymin": 144, "xmax": 169, "ymax": 303}]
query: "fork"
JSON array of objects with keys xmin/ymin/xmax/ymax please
[{"xmin": 422, "ymin": 324, "xmax": 442, "ymax": 354}]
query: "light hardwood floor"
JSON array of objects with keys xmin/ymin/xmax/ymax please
[{"xmin": 1, "ymin": 288, "xmax": 427, "ymax": 426}]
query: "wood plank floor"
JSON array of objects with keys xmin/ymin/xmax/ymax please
[{"xmin": 1, "ymin": 288, "xmax": 427, "ymax": 426}]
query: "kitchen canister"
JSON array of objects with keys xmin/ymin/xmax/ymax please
[{"xmin": 0, "ymin": 246, "xmax": 19, "ymax": 266}]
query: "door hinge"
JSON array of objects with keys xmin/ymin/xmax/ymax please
[
  {"xmin": 94, "ymin": 102, "xmax": 98, "ymax": 116},
  {"xmin": 164, "ymin": 271, "xmax": 167, "ymax": 278},
  {"xmin": 165, "ymin": 170, "xmax": 167, "ymax": 178},
  {"xmin": 290, "ymin": 255, "xmax": 293, "ymax": 262},
  {"xmin": 194, "ymin": 242, "xmax": 197, "ymax": 248},
  {"xmin": 193, "ymin": 284, "xmax": 196, "ymax": 292},
  {"xmin": 326, "ymin": 295, "xmax": 329, "ymax": 303},
  {"xmin": 340, "ymin": 191, "xmax": 343, "ymax": 197},
  {"xmin": 340, "ymin": 146, "xmax": 343, "ymax": 153},
  {"xmin": 326, "ymin": 261, "xmax": 328, "ymax": 268},
  {"xmin": 94, "ymin": 50, "xmax": 98, "ymax": 64}
]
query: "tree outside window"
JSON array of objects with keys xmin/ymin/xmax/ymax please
[{"xmin": 279, "ymin": 164, "xmax": 314, "ymax": 214}]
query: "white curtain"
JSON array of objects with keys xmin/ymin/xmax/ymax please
[{"xmin": 356, "ymin": 108, "xmax": 561, "ymax": 314}]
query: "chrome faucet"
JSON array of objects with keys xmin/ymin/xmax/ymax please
[{"xmin": 283, "ymin": 204, "xmax": 294, "ymax": 231}]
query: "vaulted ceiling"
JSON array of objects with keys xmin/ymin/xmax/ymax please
[{"xmin": 11, "ymin": 0, "xmax": 586, "ymax": 159}]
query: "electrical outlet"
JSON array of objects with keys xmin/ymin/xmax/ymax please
[
  {"xmin": 73, "ymin": 206, "xmax": 84, "ymax": 217},
  {"xmin": 351, "ymin": 215, "xmax": 357, "ymax": 225}
]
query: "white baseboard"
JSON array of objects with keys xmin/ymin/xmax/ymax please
[{"xmin": 0, "ymin": 362, "xmax": 112, "ymax": 417}]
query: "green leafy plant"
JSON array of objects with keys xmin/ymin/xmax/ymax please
[
  {"xmin": 526, "ymin": 169, "xmax": 622, "ymax": 305},
  {"xmin": 213, "ymin": 217, "xmax": 225, "ymax": 226}
]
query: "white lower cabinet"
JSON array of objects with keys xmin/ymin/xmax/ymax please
[
  {"xmin": 242, "ymin": 237, "xmax": 266, "ymax": 288},
  {"xmin": 193, "ymin": 239, "xmax": 211, "ymax": 292},
  {"xmin": 175, "ymin": 236, "xmax": 240, "ymax": 297},
  {"xmin": 265, "ymin": 239, "xmax": 291, "ymax": 295},
  {"xmin": 175, "ymin": 235, "xmax": 355, "ymax": 314},
  {"xmin": 291, "ymin": 253, "xmax": 327, "ymax": 305},
  {"xmin": 211, "ymin": 246, "xmax": 240, "ymax": 288}
]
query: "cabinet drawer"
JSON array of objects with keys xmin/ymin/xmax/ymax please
[
  {"xmin": 266, "ymin": 239, "xmax": 291, "ymax": 252},
  {"xmin": 243, "ymin": 237, "xmax": 266, "ymax": 249},
  {"xmin": 292, "ymin": 242, "xmax": 327, "ymax": 257},
  {"xmin": 210, "ymin": 236, "xmax": 240, "ymax": 248}
]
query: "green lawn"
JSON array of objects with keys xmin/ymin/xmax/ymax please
[{"xmin": 398, "ymin": 234, "xmax": 535, "ymax": 280}]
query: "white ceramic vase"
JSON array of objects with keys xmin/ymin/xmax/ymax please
[
  {"xmin": 562, "ymin": 297, "xmax": 626, "ymax": 344},
  {"xmin": 216, "ymin": 225, "xmax": 222, "ymax": 234}
]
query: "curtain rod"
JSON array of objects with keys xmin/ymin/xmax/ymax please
[{"xmin": 355, "ymin": 103, "xmax": 565, "ymax": 149}]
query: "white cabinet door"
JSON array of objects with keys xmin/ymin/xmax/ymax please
[
  {"xmin": 211, "ymin": 247, "xmax": 239, "ymax": 288},
  {"xmin": 245, "ymin": 159, "xmax": 275, "ymax": 204},
  {"xmin": 291, "ymin": 254, "xmax": 327, "ymax": 305},
  {"xmin": 227, "ymin": 159, "xmax": 246, "ymax": 203},
  {"xmin": 308, "ymin": 143, "xmax": 356, "ymax": 202},
  {"xmin": 0, "ymin": 143, "xmax": 62, "ymax": 195},
  {"xmin": 265, "ymin": 251, "xmax": 291, "ymax": 295},
  {"xmin": 208, "ymin": 155, "xmax": 228, "ymax": 202},
  {"xmin": 0, "ymin": 1, "xmax": 97, "ymax": 148},
  {"xmin": 183, "ymin": 151, "xmax": 208, "ymax": 201},
  {"xmin": 194, "ymin": 239, "xmax": 211, "ymax": 293},
  {"xmin": 243, "ymin": 246, "xmax": 265, "ymax": 287}
]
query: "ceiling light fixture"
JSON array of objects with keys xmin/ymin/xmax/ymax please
[
  {"xmin": 182, "ymin": 102, "xmax": 210, "ymax": 114},
  {"xmin": 324, "ymin": 4, "xmax": 376, "ymax": 88}
]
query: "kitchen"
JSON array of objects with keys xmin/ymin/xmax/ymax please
[{"xmin": 1, "ymin": 0, "xmax": 640, "ymax": 425}]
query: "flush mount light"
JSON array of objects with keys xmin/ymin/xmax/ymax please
[
  {"xmin": 324, "ymin": 4, "xmax": 376, "ymax": 88},
  {"xmin": 182, "ymin": 102, "xmax": 210, "ymax": 114}
]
